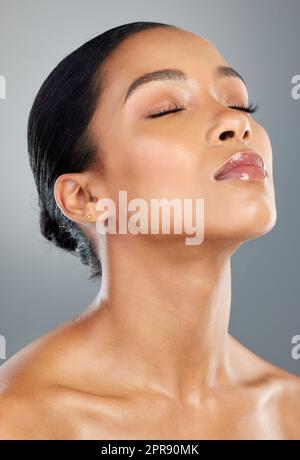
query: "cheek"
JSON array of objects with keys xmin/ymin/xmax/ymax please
[
  {"xmin": 133, "ymin": 135, "xmax": 190, "ymax": 172},
  {"xmin": 253, "ymin": 121, "xmax": 274, "ymax": 172},
  {"xmin": 113, "ymin": 134, "xmax": 203, "ymax": 199}
]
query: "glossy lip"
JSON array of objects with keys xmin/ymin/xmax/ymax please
[{"xmin": 214, "ymin": 150, "xmax": 268, "ymax": 181}]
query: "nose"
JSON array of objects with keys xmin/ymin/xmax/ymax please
[{"xmin": 206, "ymin": 107, "xmax": 252, "ymax": 145}]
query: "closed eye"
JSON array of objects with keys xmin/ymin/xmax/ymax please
[
  {"xmin": 228, "ymin": 101, "xmax": 259, "ymax": 114},
  {"xmin": 146, "ymin": 103, "xmax": 186, "ymax": 118},
  {"xmin": 146, "ymin": 100, "xmax": 259, "ymax": 119}
]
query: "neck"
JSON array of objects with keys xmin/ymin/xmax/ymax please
[{"xmin": 87, "ymin": 234, "xmax": 240, "ymax": 405}]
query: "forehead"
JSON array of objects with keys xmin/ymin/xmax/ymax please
[
  {"xmin": 99, "ymin": 27, "xmax": 229, "ymax": 101},
  {"xmin": 108, "ymin": 27, "xmax": 224, "ymax": 69}
]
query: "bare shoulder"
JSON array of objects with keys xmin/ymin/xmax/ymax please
[
  {"xmin": 275, "ymin": 369, "xmax": 300, "ymax": 439},
  {"xmin": 0, "ymin": 392, "xmax": 48, "ymax": 439},
  {"xmin": 0, "ymin": 384, "xmax": 82, "ymax": 439},
  {"xmin": 230, "ymin": 335, "xmax": 300, "ymax": 439},
  {"xmin": 0, "ymin": 315, "xmax": 88, "ymax": 439},
  {"xmin": 0, "ymin": 318, "xmax": 79, "ymax": 389}
]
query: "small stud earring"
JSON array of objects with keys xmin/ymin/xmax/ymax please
[{"xmin": 87, "ymin": 214, "xmax": 92, "ymax": 219}]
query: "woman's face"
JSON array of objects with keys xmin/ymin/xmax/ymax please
[{"xmin": 88, "ymin": 27, "xmax": 276, "ymax": 244}]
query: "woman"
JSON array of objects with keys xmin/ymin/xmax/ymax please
[{"xmin": 0, "ymin": 21, "xmax": 299, "ymax": 440}]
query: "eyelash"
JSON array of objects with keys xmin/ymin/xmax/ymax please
[{"xmin": 146, "ymin": 100, "xmax": 259, "ymax": 118}]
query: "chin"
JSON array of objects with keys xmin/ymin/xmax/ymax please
[
  {"xmin": 228, "ymin": 202, "xmax": 277, "ymax": 242},
  {"xmin": 205, "ymin": 200, "xmax": 277, "ymax": 244}
]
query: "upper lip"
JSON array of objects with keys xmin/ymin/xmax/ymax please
[{"xmin": 214, "ymin": 149, "xmax": 266, "ymax": 179}]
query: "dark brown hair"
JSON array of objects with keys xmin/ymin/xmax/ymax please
[{"xmin": 27, "ymin": 21, "xmax": 175, "ymax": 282}]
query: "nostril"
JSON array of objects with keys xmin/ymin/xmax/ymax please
[
  {"xmin": 219, "ymin": 130, "xmax": 235, "ymax": 141},
  {"xmin": 243, "ymin": 130, "xmax": 251, "ymax": 140}
]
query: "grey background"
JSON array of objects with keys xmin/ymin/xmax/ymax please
[{"xmin": 0, "ymin": 0, "xmax": 299, "ymax": 376}]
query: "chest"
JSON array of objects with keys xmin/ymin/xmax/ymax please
[{"xmin": 70, "ymin": 396, "xmax": 284, "ymax": 440}]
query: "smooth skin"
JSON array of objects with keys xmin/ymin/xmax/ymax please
[{"xmin": 0, "ymin": 26, "xmax": 300, "ymax": 440}]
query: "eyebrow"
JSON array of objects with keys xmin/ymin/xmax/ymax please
[{"xmin": 123, "ymin": 66, "xmax": 246, "ymax": 104}]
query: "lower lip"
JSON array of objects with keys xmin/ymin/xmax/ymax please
[{"xmin": 215, "ymin": 165, "xmax": 268, "ymax": 181}]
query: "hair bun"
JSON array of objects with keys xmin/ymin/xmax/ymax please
[
  {"xmin": 40, "ymin": 207, "xmax": 60, "ymax": 242},
  {"xmin": 39, "ymin": 206, "xmax": 78, "ymax": 252}
]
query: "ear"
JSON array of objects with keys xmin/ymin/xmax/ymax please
[{"xmin": 54, "ymin": 172, "xmax": 100, "ymax": 224}]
